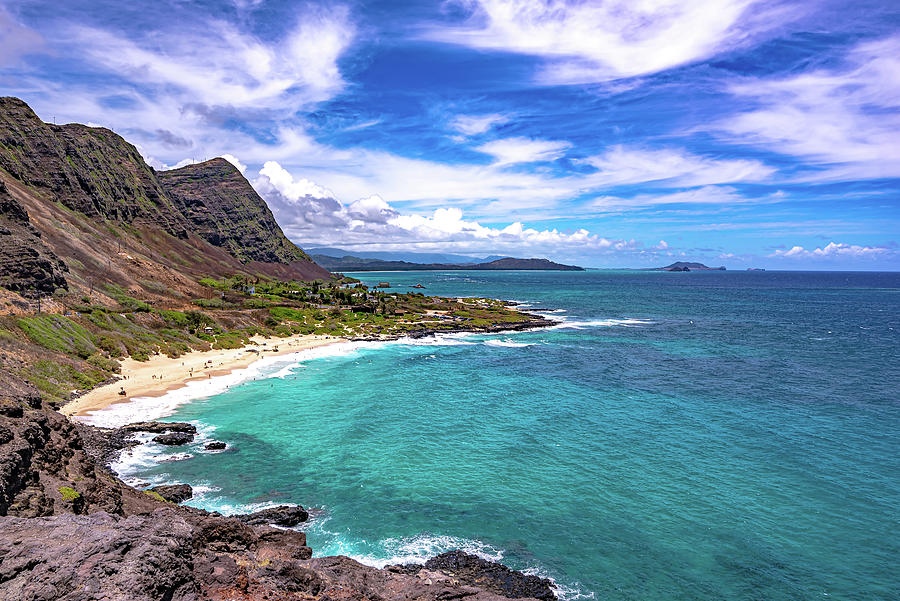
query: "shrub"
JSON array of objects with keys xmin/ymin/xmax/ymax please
[{"xmin": 58, "ymin": 486, "xmax": 81, "ymax": 501}]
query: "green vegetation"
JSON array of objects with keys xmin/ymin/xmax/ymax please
[
  {"xmin": 58, "ymin": 486, "xmax": 81, "ymax": 501},
  {"xmin": 143, "ymin": 490, "xmax": 169, "ymax": 503},
  {"xmin": 103, "ymin": 283, "xmax": 151, "ymax": 312},
  {"xmin": 17, "ymin": 315, "xmax": 97, "ymax": 358},
  {"xmin": 3, "ymin": 271, "xmax": 535, "ymax": 408}
]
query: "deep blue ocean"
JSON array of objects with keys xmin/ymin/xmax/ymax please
[{"xmin": 97, "ymin": 270, "xmax": 900, "ymax": 600}]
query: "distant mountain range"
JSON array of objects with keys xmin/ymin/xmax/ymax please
[
  {"xmin": 646, "ymin": 262, "xmax": 726, "ymax": 271},
  {"xmin": 307, "ymin": 247, "xmax": 508, "ymax": 265},
  {"xmin": 311, "ymin": 253, "xmax": 584, "ymax": 272}
]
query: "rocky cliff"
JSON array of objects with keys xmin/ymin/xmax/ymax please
[
  {"xmin": 159, "ymin": 158, "xmax": 311, "ymax": 265},
  {"xmin": 0, "ymin": 97, "xmax": 189, "ymax": 237},
  {"xmin": 0, "ymin": 181, "xmax": 68, "ymax": 295},
  {"xmin": 0, "ymin": 97, "xmax": 329, "ymax": 299}
]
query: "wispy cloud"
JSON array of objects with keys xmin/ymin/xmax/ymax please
[
  {"xmin": 450, "ymin": 113, "xmax": 509, "ymax": 136},
  {"xmin": 0, "ymin": 7, "xmax": 43, "ymax": 67},
  {"xmin": 475, "ymin": 136, "xmax": 570, "ymax": 164},
  {"xmin": 424, "ymin": 0, "xmax": 793, "ymax": 82},
  {"xmin": 717, "ymin": 35, "xmax": 900, "ymax": 180}
]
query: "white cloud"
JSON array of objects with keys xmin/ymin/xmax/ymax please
[
  {"xmin": 425, "ymin": 0, "xmax": 776, "ymax": 82},
  {"xmin": 770, "ymin": 242, "xmax": 896, "ymax": 259},
  {"xmin": 251, "ymin": 160, "xmax": 645, "ymax": 254},
  {"xmin": 450, "ymin": 113, "xmax": 509, "ymax": 136},
  {"xmin": 221, "ymin": 154, "xmax": 247, "ymax": 174},
  {"xmin": 475, "ymin": 136, "xmax": 570, "ymax": 164},
  {"xmin": 582, "ymin": 147, "xmax": 774, "ymax": 187},
  {"xmin": 68, "ymin": 8, "xmax": 354, "ymax": 112},
  {"xmin": 718, "ymin": 35, "xmax": 900, "ymax": 180},
  {"xmin": 0, "ymin": 8, "xmax": 43, "ymax": 67}
]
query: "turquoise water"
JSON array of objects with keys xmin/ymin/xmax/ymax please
[{"xmin": 105, "ymin": 270, "xmax": 899, "ymax": 600}]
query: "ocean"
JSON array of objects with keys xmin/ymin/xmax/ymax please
[{"xmin": 86, "ymin": 270, "xmax": 900, "ymax": 601}]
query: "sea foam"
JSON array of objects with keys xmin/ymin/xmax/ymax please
[{"xmin": 78, "ymin": 340, "xmax": 376, "ymax": 428}]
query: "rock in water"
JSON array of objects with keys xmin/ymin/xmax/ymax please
[
  {"xmin": 237, "ymin": 505, "xmax": 309, "ymax": 527},
  {"xmin": 205, "ymin": 440, "xmax": 226, "ymax": 450},
  {"xmin": 389, "ymin": 550, "xmax": 557, "ymax": 601},
  {"xmin": 149, "ymin": 484, "xmax": 193, "ymax": 503},
  {"xmin": 122, "ymin": 421, "xmax": 197, "ymax": 434},
  {"xmin": 152, "ymin": 432, "xmax": 194, "ymax": 446}
]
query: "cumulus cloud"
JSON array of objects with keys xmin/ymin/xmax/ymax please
[
  {"xmin": 770, "ymin": 242, "xmax": 897, "ymax": 259},
  {"xmin": 476, "ymin": 136, "xmax": 571, "ymax": 165},
  {"xmin": 424, "ymin": 0, "xmax": 788, "ymax": 82},
  {"xmin": 450, "ymin": 113, "xmax": 509, "ymax": 136},
  {"xmin": 718, "ymin": 35, "xmax": 900, "ymax": 180},
  {"xmin": 251, "ymin": 160, "xmax": 645, "ymax": 253},
  {"xmin": 221, "ymin": 154, "xmax": 247, "ymax": 174}
]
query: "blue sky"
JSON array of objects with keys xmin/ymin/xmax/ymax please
[{"xmin": 1, "ymin": 0, "xmax": 898, "ymax": 269}]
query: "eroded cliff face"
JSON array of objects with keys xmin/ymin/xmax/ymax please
[
  {"xmin": 0, "ymin": 374, "xmax": 551, "ymax": 601},
  {"xmin": 0, "ymin": 97, "xmax": 330, "ymax": 292},
  {"xmin": 0, "ymin": 97, "xmax": 189, "ymax": 237},
  {"xmin": 0, "ymin": 181, "xmax": 68, "ymax": 295},
  {"xmin": 159, "ymin": 158, "xmax": 314, "ymax": 266}
]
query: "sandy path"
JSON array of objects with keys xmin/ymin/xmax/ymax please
[{"xmin": 60, "ymin": 334, "xmax": 347, "ymax": 418}]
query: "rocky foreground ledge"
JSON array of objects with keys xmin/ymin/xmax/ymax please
[{"xmin": 0, "ymin": 371, "xmax": 556, "ymax": 601}]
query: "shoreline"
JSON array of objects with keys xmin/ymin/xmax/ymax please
[
  {"xmin": 62, "ymin": 313, "xmax": 555, "ymax": 423},
  {"xmin": 60, "ymin": 333, "xmax": 349, "ymax": 419}
]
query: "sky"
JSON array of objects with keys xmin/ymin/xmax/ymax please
[{"xmin": 1, "ymin": 0, "xmax": 898, "ymax": 269}]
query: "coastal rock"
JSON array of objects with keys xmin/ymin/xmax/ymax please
[
  {"xmin": 388, "ymin": 550, "xmax": 557, "ymax": 601},
  {"xmin": 205, "ymin": 440, "xmax": 226, "ymax": 450},
  {"xmin": 149, "ymin": 483, "xmax": 193, "ymax": 503},
  {"xmin": 153, "ymin": 432, "xmax": 195, "ymax": 446},
  {"xmin": 122, "ymin": 421, "xmax": 197, "ymax": 434},
  {"xmin": 237, "ymin": 504, "xmax": 309, "ymax": 527}
]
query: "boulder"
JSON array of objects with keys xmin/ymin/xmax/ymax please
[
  {"xmin": 152, "ymin": 432, "xmax": 194, "ymax": 446},
  {"xmin": 388, "ymin": 550, "xmax": 557, "ymax": 601},
  {"xmin": 237, "ymin": 505, "xmax": 309, "ymax": 527},
  {"xmin": 149, "ymin": 484, "xmax": 193, "ymax": 504},
  {"xmin": 205, "ymin": 441, "xmax": 226, "ymax": 450},
  {"xmin": 122, "ymin": 421, "xmax": 197, "ymax": 434}
]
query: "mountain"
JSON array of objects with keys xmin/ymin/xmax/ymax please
[
  {"xmin": 0, "ymin": 97, "xmax": 329, "ymax": 303},
  {"xmin": 158, "ymin": 158, "xmax": 312, "ymax": 265},
  {"xmin": 649, "ymin": 262, "xmax": 726, "ymax": 271},
  {"xmin": 311, "ymin": 254, "xmax": 584, "ymax": 272},
  {"xmin": 306, "ymin": 247, "xmax": 496, "ymax": 264}
]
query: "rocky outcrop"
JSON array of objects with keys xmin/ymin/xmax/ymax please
[
  {"xmin": 0, "ymin": 180, "xmax": 68, "ymax": 294},
  {"xmin": 153, "ymin": 432, "xmax": 195, "ymax": 446},
  {"xmin": 121, "ymin": 421, "xmax": 198, "ymax": 434},
  {"xmin": 237, "ymin": 505, "xmax": 309, "ymax": 527},
  {"xmin": 159, "ymin": 159, "xmax": 322, "ymax": 271},
  {"xmin": 389, "ymin": 551, "xmax": 557, "ymax": 601},
  {"xmin": 205, "ymin": 441, "xmax": 226, "ymax": 450},
  {"xmin": 149, "ymin": 483, "xmax": 193, "ymax": 503},
  {"xmin": 0, "ymin": 511, "xmax": 540, "ymax": 601}
]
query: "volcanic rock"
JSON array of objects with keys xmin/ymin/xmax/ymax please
[
  {"xmin": 149, "ymin": 483, "xmax": 193, "ymax": 503},
  {"xmin": 237, "ymin": 504, "xmax": 310, "ymax": 527},
  {"xmin": 389, "ymin": 550, "xmax": 557, "ymax": 601},
  {"xmin": 205, "ymin": 440, "xmax": 226, "ymax": 450},
  {"xmin": 152, "ymin": 432, "xmax": 194, "ymax": 446}
]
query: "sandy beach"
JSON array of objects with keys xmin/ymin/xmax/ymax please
[{"xmin": 60, "ymin": 334, "xmax": 347, "ymax": 418}]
